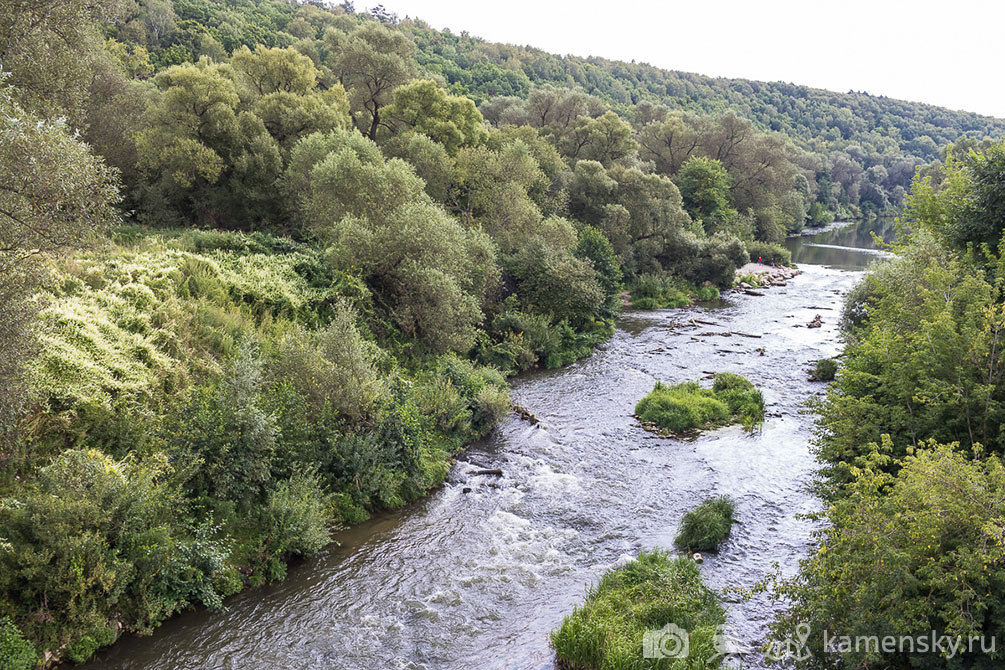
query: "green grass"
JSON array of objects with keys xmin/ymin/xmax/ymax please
[
  {"xmin": 635, "ymin": 373, "xmax": 764, "ymax": 435},
  {"xmin": 550, "ymin": 550, "xmax": 726, "ymax": 670},
  {"xmin": 674, "ymin": 497, "xmax": 736, "ymax": 552},
  {"xmin": 629, "ymin": 274, "xmax": 720, "ymax": 311}
]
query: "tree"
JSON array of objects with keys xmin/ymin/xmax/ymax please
[
  {"xmin": 328, "ymin": 22, "xmax": 416, "ymax": 140},
  {"xmin": 326, "ymin": 201, "xmax": 498, "ymax": 352},
  {"xmin": 288, "ymin": 130, "xmax": 498, "ymax": 352},
  {"xmin": 560, "ymin": 111, "xmax": 636, "ymax": 164},
  {"xmin": 0, "ymin": 0, "xmax": 124, "ymax": 125},
  {"xmin": 231, "ymin": 45, "xmax": 319, "ymax": 96},
  {"xmin": 907, "ymin": 143, "xmax": 1005, "ymax": 259},
  {"xmin": 775, "ymin": 443, "xmax": 1005, "ymax": 670},
  {"xmin": 252, "ymin": 88, "xmax": 351, "ymax": 151},
  {"xmin": 576, "ymin": 225, "xmax": 623, "ymax": 317},
  {"xmin": 134, "ymin": 58, "xmax": 283, "ymax": 227},
  {"xmin": 0, "ymin": 87, "xmax": 120, "ymax": 273},
  {"xmin": 382, "ymin": 79, "xmax": 487, "ymax": 154},
  {"xmin": 675, "ymin": 156, "xmax": 737, "ymax": 231}
]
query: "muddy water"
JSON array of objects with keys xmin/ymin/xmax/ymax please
[{"xmin": 86, "ymin": 228, "xmax": 874, "ymax": 670}]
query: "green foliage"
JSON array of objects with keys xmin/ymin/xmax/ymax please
[
  {"xmin": 17, "ymin": 0, "xmax": 1005, "ymax": 662},
  {"xmin": 676, "ymin": 156, "xmax": 737, "ymax": 230},
  {"xmin": 815, "ymin": 236, "xmax": 1005, "ymax": 486},
  {"xmin": 810, "ymin": 358, "xmax": 838, "ymax": 382},
  {"xmin": 0, "ymin": 617, "xmax": 35, "ymax": 670},
  {"xmin": 0, "ymin": 0, "xmax": 122, "ymax": 125},
  {"xmin": 745, "ymin": 241, "xmax": 792, "ymax": 266},
  {"xmin": 0, "ymin": 449, "xmax": 232, "ymax": 660},
  {"xmin": 636, "ymin": 375, "xmax": 764, "ymax": 434},
  {"xmin": 576, "ymin": 225, "xmax": 624, "ymax": 318},
  {"xmin": 775, "ymin": 443, "xmax": 1005, "ymax": 669},
  {"xmin": 628, "ymin": 274, "xmax": 718, "ymax": 310},
  {"xmin": 330, "ymin": 21, "xmax": 417, "ymax": 140},
  {"xmin": 272, "ymin": 303, "xmax": 386, "ymax": 423},
  {"xmin": 259, "ymin": 471, "xmax": 332, "ymax": 559},
  {"xmin": 550, "ymin": 550, "xmax": 726, "ymax": 670},
  {"xmin": 674, "ymin": 497, "xmax": 736, "ymax": 552},
  {"xmin": 382, "ymin": 79, "xmax": 487, "ymax": 153},
  {"xmin": 171, "ymin": 343, "xmax": 278, "ymax": 506},
  {"xmin": 660, "ymin": 230, "xmax": 749, "ymax": 289},
  {"xmin": 905, "ymin": 143, "xmax": 1005, "ymax": 265}
]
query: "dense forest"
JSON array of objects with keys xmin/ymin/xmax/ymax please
[{"xmin": 2, "ymin": 0, "xmax": 1005, "ymax": 666}]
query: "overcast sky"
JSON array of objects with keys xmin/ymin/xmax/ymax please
[{"xmin": 368, "ymin": 0, "xmax": 1005, "ymax": 118}]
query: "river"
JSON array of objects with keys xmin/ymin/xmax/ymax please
[{"xmin": 83, "ymin": 221, "xmax": 884, "ymax": 670}]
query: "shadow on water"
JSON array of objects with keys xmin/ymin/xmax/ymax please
[
  {"xmin": 81, "ymin": 235, "xmax": 887, "ymax": 670},
  {"xmin": 785, "ymin": 218, "xmax": 897, "ymax": 270}
]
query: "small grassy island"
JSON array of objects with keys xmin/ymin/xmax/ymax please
[
  {"xmin": 635, "ymin": 372, "xmax": 765, "ymax": 436},
  {"xmin": 550, "ymin": 550, "xmax": 725, "ymax": 670},
  {"xmin": 674, "ymin": 497, "xmax": 736, "ymax": 552},
  {"xmin": 629, "ymin": 274, "xmax": 720, "ymax": 310}
]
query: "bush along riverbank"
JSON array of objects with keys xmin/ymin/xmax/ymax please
[{"xmin": 635, "ymin": 373, "xmax": 765, "ymax": 437}]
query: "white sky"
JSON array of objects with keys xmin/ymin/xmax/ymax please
[{"xmin": 369, "ymin": 0, "xmax": 1005, "ymax": 118}]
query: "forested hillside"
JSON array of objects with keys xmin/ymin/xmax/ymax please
[
  {"xmin": 102, "ymin": 0, "xmax": 1005, "ymax": 219},
  {"xmin": 2, "ymin": 0, "xmax": 1004, "ymax": 666}
]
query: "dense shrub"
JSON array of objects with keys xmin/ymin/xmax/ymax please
[
  {"xmin": 745, "ymin": 241, "xmax": 792, "ymax": 266},
  {"xmin": 629, "ymin": 274, "xmax": 721, "ymax": 310},
  {"xmin": 775, "ymin": 444, "xmax": 1005, "ymax": 669},
  {"xmin": 0, "ymin": 617, "xmax": 35, "ymax": 670},
  {"xmin": 476, "ymin": 300, "xmax": 614, "ymax": 372},
  {"xmin": 636, "ymin": 375, "xmax": 764, "ymax": 434},
  {"xmin": 0, "ymin": 449, "xmax": 234, "ymax": 660},
  {"xmin": 814, "ymin": 238, "xmax": 1005, "ymax": 485},
  {"xmin": 257, "ymin": 472, "xmax": 333, "ymax": 575},
  {"xmin": 550, "ymin": 550, "xmax": 725, "ymax": 669},
  {"xmin": 674, "ymin": 497, "xmax": 736, "ymax": 552},
  {"xmin": 660, "ymin": 230, "xmax": 749, "ymax": 288},
  {"xmin": 271, "ymin": 302, "xmax": 386, "ymax": 423},
  {"xmin": 810, "ymin": 358, "xmax": 838, "ymax": 381}
]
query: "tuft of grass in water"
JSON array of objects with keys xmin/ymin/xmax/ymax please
[
  {"xmin": 810, "ymin": 358, "xmax": 838, "ymax": 381},
  {"xmin": 550, "ymin": 549, "xmax": 726, "ymax": 670},
  {"xmin": 629, "ymin": 274, "xmax": 718, "ymax": 310},
  {"xmin": 635, "ymin": 373, "xmax": 764, "ymax": 435},
  {"xmin": 674, "ymin": 497, "xmax": 736, "ymax": 552}
]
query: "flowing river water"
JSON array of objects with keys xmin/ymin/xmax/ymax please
[{"xmin": 83, "ymin": 220, "xmax": 892, "ymax": 670}]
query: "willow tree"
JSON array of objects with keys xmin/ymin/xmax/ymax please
[{"xmin": 328, "ymin": 22, "xmax": 416, "ymax": 140}]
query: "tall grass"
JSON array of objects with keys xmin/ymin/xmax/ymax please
[
  {"xmin": 635, "ymin": 373, "xmax": 764, "ymax": 435},
  {"xmin": 629, "ymin": 274, "xmax": 720, "ymax": 311},
  {"xmin": 550, "ymin": 550, "xmax": 726, "ymax": 669},
  {"xmin": 674, "ymin": 497, "xmax": 736, "ymax": 552}
]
